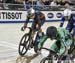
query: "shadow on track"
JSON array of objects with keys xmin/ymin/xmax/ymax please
[{"xmin": 16, "ymin": 53, "xmax": 39, "ymax": 63}]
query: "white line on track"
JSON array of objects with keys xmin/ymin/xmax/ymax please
[
  {"xmin": 0, "ymin": 41, "xmax": 18, "ymax": 50},
  {"xmin": 0, "ymin": 41, "xmax": 49, "ymax": 60}
]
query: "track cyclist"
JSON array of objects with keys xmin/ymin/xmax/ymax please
[
  {"xmin": 38, "ymin": 26, "xmax": 74, "ymax": 61},
  {"xmin": 59, "ymin": 5, "xmax": 75, "ymax": 38},
  {"xmin": 21, "ymin": 7, "xmax": 45, "ymax": 49}
]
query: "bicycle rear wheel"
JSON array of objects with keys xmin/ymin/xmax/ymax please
[{"xmin": 18, "ymin": 34, "xmax": 30, "ymax": 56}]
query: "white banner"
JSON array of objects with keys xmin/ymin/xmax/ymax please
[
  {"xmin": 0, "ymin": 10, "xmax": 75, "ymax": 22},
  {"xmin": 0, "ymin": 10, "xmax": 27, "ymax": 21}
]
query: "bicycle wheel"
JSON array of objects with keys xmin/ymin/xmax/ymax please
[
  {"xmin": 34, "ymin": 32, "xmax": 44, "ymax": 53},
  {"xmin": 34, "ymin": 42, "xmax": 39, "ymax": 53},
  {"xmin": 40, "ymin": 57, "xmax": 53, "ymax": 63},
  {"xmin": 18, "ymin": 33, "xmax": 31, "ymax": 56}
]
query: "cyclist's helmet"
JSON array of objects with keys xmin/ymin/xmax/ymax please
[
  {"xmin": 63, "ymin": 8, "xmax": 71, "ymax": 17},
  {"xmin": 27, "ymin": 8, "xmax": 35, "ymax": 17},
  {"xmin": 46, "ymin": 26, "xmax": 57, "ymax": 40}
]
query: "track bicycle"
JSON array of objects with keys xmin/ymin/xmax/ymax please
[
  {"xmin": 40, "ymin": 47, "xmax": 58, "ymax": 63},
  {"xmin": 40, "ymin": 47, "xmax": 74, "ymax": 63},
  {"xmin": 18, "ymin": 27, "xmax": 44, "ymax": 56}
]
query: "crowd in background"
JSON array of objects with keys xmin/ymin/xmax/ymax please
[{"xmin": 0, "ymin": 0, "xmax": 75, "ymax": 10}]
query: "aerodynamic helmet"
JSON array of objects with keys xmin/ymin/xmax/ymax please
[{"xmin": 46, "ymin": 26, "xmax": 57, "ymax": 40}]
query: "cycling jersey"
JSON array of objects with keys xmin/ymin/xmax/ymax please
[
  {"xmin": 25, "ymin": 11, "xmax": 45, "ymax": 31},
  {"xmin": 60, "ymin": 14, "xmax": 75, "ymax": 37},
  {"xmin": 38, "ymin": 27, "xmax": 72, "ymax": 56}
]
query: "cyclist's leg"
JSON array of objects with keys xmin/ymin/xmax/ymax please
[
  {"xmin": 72, "ymin": 24, "xmax": 75, "ymax": 38},
  {"xmin": 35, "ymin": 24, "xmax": 44, "ymax": 47},
  {"xmin": 69, "ymin": 25, "xmax": 75, "ymax": 59},
  {"xmin": 36, "ymin": 18, "xmax": 45, "ymax": 38},
  {"xmin": 31, "ymin": 22, "xmax": 36, "ymax": 38},
  {"xmin": 33, "ymin": 20, "xmax": 45, "ymax": 53},
  {"xmin": 66, "ymin": 22, "xmax": 73, "ymax": 33}
]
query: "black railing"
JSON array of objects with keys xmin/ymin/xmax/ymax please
[{"xmin": 0, "ymin": 3, "xmax": 75, "ymax": 11}]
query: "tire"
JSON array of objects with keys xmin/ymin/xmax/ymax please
[
  {"xmin": 40, "ymin": 57, "xmax": 53, "ymax": 63},
  {"xmin": 34, "ymin": 42, "xmax": 39, "ymax": 53},
  {"xmin": 34, "ymin": 32, "xmax": 44, "ymax": 53},
  {"xmin": 18, "ymin": 33, "xmax": 30, "ymax": 56}
]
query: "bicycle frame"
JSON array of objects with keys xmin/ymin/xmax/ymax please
[
  {"xmin": 40, "ymin": 47, "xmax": 58, "ymax": 61},
  {"xmin": 26, "ymin": 27, "xmax": 33, "ymax": 36}
]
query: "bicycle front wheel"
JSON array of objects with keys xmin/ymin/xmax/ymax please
[
  {"xmin": 40, "ymin": 57, "xmax": 53, "ymax": 63},
  {"xmin": 18, "ymin": 34, "xmax": 30, "ymax": 56}
]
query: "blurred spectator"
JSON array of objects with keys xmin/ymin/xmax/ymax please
[
  {"xmin": 35, "ymin": 0, "xmax": 44, "ymax": 10},
  {"xmin": 41, "ymin": 0, "xmax": 50, "ymax": 5},
  {"xmin": 16, "ymin": 0, "xmax": 24, "ymax": 3},
  {"xmin": 56, "ymin": 0, "xmax": 66, "ymax": 5},
  {"xmin": 3, "ymin": 0, "xmax": 24, "ymax": 10},
  {"xmin": 1, "ymin": 0, "xmax": 6, "ymax": 3},
  {"xmin": 2, "ymin": 0, "xmax": 14, "ymax": 9},
  {"xmin": 0, "ymin": 0, "xmax": 4, "ymax": 9},
  {"xmin": 63, "ymin": 3, "xmax": 72, "ymax": 17},
  {"xmin": 50, "ymin": 0, "xmax": 57, "ymax": 6},
  {"xmin": 50, "ymin": 0, "xmax": 60, "ymax": 10},
  {"xmin": 64, "ymin": 2, "xmax": 70, "ymax": 6},
  {"xmin": 69, "ymin": 0, "xmax": 75, "ymax": 5},
  {"xmin": 5, "ymin": 0, "xmax": 15, "ymax": 3},
  {"xmin": 55, "ymin": 0, "xmax": 75, "ymax": 6},
  {"xmin": 23, "ymin": 0, "xmax": 32, "ymax": 9},
  {"xmin": 0, "ymin": 0, "xmax": 3, "ymax": 3},
  {"xmin": 36, "ymin": 0, "xmax": 43, "ymax": 6}
]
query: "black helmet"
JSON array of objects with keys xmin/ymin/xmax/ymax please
[{"xmin": 46, "ymin": 26, "xmax": 57, "ymax": 40}]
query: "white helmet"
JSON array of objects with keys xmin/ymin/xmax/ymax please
[
  {"xmin": 27, "ymin": 8, "xmax": 35, "ymax": 15},
  {"xmin": 63, "ymin": 8, "xmax": 72, "ymax": 17}
]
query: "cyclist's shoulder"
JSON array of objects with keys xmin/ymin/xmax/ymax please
[
  {"xmin": 57, "ymin": 27, "xmax": 68, "ymax": 35},
  {"xmin": 57, "ymin": 27, "xmax": 64, "ymax": 31},
  {"xmin": 57, "ymin": 27, "xmax": 70, "ymax": 36},
  {"xmin": 58, "ymin": 27, "xmax": 67, "ymax": 31},
  {"xmin": 35, "ymin": 11, "xmax": 44, "ymax": 15}
]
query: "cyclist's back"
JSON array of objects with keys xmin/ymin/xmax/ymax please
[
  {"xmin": 38, "ymin": 26, "xmax": 73, "ymax": 56},
  {"xmin": 34, "ymin": 11, "xmax": 45, "ymax": 22},
  {"xmin": 69, "ymin": 13, "xmax": 75, "ymax": 23}
]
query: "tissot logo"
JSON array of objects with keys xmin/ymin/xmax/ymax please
[
  {"xmin": 47, "ymin": 13, "xmax": 54, "ymax": 18},
  {"xmin": 56, "ymin": 13, "xmax": 62, "ymax": 18},
  {"xmin": 0, "ymin": 12, "xmax": 22, "ymax": 19}
]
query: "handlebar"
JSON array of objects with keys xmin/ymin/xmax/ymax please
[
  {"xmin": 23, "ymin": 27, "xmax": 33, "ymax": 34},
  {"xmin": 25, "ymin": 27, "xmax": 32, "ymax": 30}
]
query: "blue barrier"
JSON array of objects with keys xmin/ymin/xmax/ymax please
[{"xmin": 0, "ymin": 20, "xmax": 61, "ymax": 23}]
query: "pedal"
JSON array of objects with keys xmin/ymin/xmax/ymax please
[{"xmin": 31, "ymin": 43, "xmax": 34, "ymax": 48}]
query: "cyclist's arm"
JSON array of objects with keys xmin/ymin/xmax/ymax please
[
  {"xmin": 24, "ymin": 16, "xmax": 30, "ymax": 27},
  {"xmin": 38, "ymin": 35, "xmax": 48, "ymax": 49},
  {"xmin": 50, "ymin": 39, "xmax": 66, "ymax": 57},
  {"xmin": 60, "ymin": 16, "xmax": 65, "ymax": 27},
  {"xmin": 57, "ymin": 41, "xmax": 66, "ymax": 56}
]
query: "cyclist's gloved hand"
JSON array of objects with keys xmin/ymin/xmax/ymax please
[{"xmin": 21, "ymin": 26, "xmax": 26, "ymax": 31}]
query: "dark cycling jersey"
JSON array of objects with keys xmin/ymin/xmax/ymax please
[
  {"xmin": 25, "ymin": 11, "xmax": 45, "ymax": 31},
  {"xmin": 26, "ymin": 11, "xmax": 45, "ymax": 24}
]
